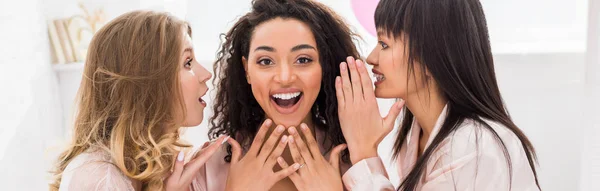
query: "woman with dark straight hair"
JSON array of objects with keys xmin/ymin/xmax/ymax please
[{"xmin": 336, "ymin": 0, "xmax": 541, "ymax": 190}]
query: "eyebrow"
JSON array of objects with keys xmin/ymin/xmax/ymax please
[
  {"xmin": 291, "ymin": 44, "xmax": 316, "ymax": 52},
  {"xmin": 254, "ymin": 46, "xmax": 275, "ymax": 52},
  {"xmin": 183, "ymin": 47, "xmax": 193, "ymax": 53}
]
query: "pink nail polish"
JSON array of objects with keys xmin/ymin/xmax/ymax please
[{"xmin": 177, "ymin": 151, "xmax": 184, "ymax": 162}]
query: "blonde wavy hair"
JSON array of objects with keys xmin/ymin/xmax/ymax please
[{"xmin": 50, "ymin": 10, "xmax": 192, "ymax": 190}]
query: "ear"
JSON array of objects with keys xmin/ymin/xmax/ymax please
[{"xmin": 242, "ymin": 56, "xmax": 251, "ymax": 84}]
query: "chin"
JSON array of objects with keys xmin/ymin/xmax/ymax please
[
  {"xmin": 374, "ymin": 89, "xmax": 395, "ymax": 98},
  {"xmin": 183, "ymin": 117, "xmax": 203, "ymax": 127},
  {"xmin": 374, "ymin": 83, "xmax": 404, "ymax": 98},
  {"xmin": 269, "ymin": 116, "xmax": 300, "ymax": 127}
]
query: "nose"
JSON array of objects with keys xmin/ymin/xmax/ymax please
[
  {"xmin": 366, "ymin": 46, "xmax": 379, "ymax": 66},
  {"xmin": 195, "ymin": 62, "xmax": 212, "ymax": 83},
  {"xmin": 274, "ymin": 62, "xmax": 296, "ymax": 85}
]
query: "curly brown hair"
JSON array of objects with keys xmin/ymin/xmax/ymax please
[{"xmin": 209, "ymin": 0, "xmax": 360, "ymax": 163}]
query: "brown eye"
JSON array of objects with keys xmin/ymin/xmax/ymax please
[
  {"xmin": 257, "ymin": 58, "xmax": 273, "ymax": 66},
  {"xmin": 379, "ymin": 41, "xmax": 389, "ymax": 49},
  {"xmin": 184, "ymin": 58, "xmax": 193, "ymax": 69},
  {"xmin": 296, "ymin": 57, "xmax": 313, "ymax": 64}
]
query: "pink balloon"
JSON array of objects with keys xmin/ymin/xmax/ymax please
[{"xmin": 351, "ymin": 0, "xmax": 380, "ymax": 37}]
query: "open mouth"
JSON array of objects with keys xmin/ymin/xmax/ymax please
[
  {"xmin": 374, "ymin": 73, "xmax": 385, "ymax": 82},
  {"xmin": 271, "ymin": 92, "xmax": 303, "ymax": 108},
  {"xmin": 198, "ymin": 89, "xmax": 208, "ymax": 107},
  {"xmin": 372, "ymin": 69, "xmax": 385, "ymax": 85},
  {"xmin": 198, "ymin": 97, "xmax": 206, "ymax": 107}
]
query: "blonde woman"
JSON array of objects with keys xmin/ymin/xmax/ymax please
[{"xmin": 50, "ymin": 10, "xmax": 296, "ymax": 191}]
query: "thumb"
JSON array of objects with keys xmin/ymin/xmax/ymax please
[
  {"xmin": 329, "ymin": 144, "xmax": 347, "ymax": 171},
  {"xmin": 383, "ymin": 99, "xmax": 405, "ymax": 132}
]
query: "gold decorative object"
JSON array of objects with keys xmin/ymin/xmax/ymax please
[{"xmin": 48, "ymin": 3, "xmax": 106, "ymax": 64}]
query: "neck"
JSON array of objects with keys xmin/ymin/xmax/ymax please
[{"xmin": 404, "ymin": 87, "xmax": 447, "ymax": 139}]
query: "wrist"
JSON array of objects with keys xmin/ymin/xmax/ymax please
[{"xmin": 349, "ymin": 146, "xmax": 379, "ymax": 165}]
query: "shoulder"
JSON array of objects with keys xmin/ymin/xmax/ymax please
[
  {"xmin": 431, "ymin": 118, "xmax": 527, "ymax": 167},
  {"xmin": 60, "ymin": 150, "xmax": 134, "ymax": 191}
]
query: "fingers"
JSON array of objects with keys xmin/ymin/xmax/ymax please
[
  {"xmin": 287, "ymin": 134, "xmax": 306, "ymax": 169},
  {"xmin": 264, "ymin": 135, "xmax": 289, "ymax": 167},
  {"xmin": 335, "ymin": 76, "xmax": 345, "ymax": 109},
  {"xmin": 257, "ymin": 125, "xmax": 285, "ymax": 161},
  {"xmin": 298, "ymin": 123, "xmax": 321, "ymax": 156},
  {"xmin": 328, "ymin": 144, "xmax": 347, "ymax": 172},
  {"xmin": 190, "ymin": 141, "xmax": 211, "ymax": 159},
  {"xmin": 169, "ymin": 151, "xmax": 185, "ymax": 182},
  {"xmin": 356, "ymin": 59, "xmax": 375, "ymax": 101},
  {"xmin": 247, "ymin": 119, "xmax": 273, "ymax": 156},
  {"xmin": 383, "ymin": 99, "xmax": 405, "ymax": 132},
  {"xmin": 273, "ymin": 159, "xmax": 301, "ymax": 183},
  {"xmin": 180, "ymin": 136, "xmax": 228, "ymax": 182},
  {"xmin": 227, "ymin": 137, "xmax": 243, "ymax": 164},
  {"xmin": 340, "ymin": 62, "xmax": 353, "ymax": 103},
  {"xmin": 276, "ymin": 157, "xmax": 302, "ymax": 183},
  {"xmin": 202, "ymin": 141, "xmax": 210, "ymax": 149},
  {"xmin": 346, "ymin": 57, "xmax": 363, "ymax": 101},
  {"xmin": 288, "ymin": 127, "xmax": 314, "ymax": 167}
]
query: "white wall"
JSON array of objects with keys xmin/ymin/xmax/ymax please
[
  {"xmin": 580, "ymin": 0, "xmax": 600, "ymax": 190},
  {"xmin": 0, "ymin": 0, "xmax": 62, "ymax": 189},
  {"xmin": 0, "ymin": 0, "xmax": 595, "ymax": 190}
]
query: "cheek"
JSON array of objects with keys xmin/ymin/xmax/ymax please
[
  {"xmin": 301, "ymin": 65, "xmax": 322, "ymax": 93},
  {"xmin": 180, "ymin": 71, "xmax": 198, "ymax": 100},
  {"xmin": 248, "ymin": 70, "xmax": 270, "ymax": 100}
]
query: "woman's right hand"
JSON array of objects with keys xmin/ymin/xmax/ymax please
[
  {"xmin": 224, "ymin": 119, "xmax": 301, "ymax": 191},
  {"xmin": 335, "ymin": 57, "xmax": 405, "ymax": 164}
]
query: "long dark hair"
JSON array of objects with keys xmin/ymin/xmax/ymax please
[
  {"xmin": 209, "ymin": 0, "xmax": 360, "ymax": 163},
  {"xmin": 374, "ymin": 0, "xmax": 540, "ymax": 190}
]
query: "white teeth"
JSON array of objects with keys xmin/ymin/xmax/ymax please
[
  {"xmin": 272, "ymin": 92, "xmax": 301, "ymax": 100},
  {"xmin": 373, "ymin": 73, "xmax": 385, "ymax": 82}
]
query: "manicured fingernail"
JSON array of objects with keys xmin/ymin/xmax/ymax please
[
  {"xmin": 397, "ymin": 101, "xmax": 404, "ymax": 109},
  {"xmin": 221, "ymin": 136, "xmax": 230, "ymax": 144},
  {"xmin": 277, "ymin": 125, "xmax": 284, "ymax": 133},
  {"xmin": 293, "ymin": 163, "xmax": 301, "ymax": 169},
  {"xmin": 288, "ymin": 127, "xmax": 296, "ymax": 134},
  {"xmin": 356, "ymin": 60, "xmax": 363, "ymax": 68},
  {"xmin": 289, "ymin": 137, "xmax": 295, "ymax": 143},
  {"xmin": 177, "ymin": 151, "xmax": 184, "ymax": 162},
  {"xmin": 277, "ymin": 157, "xmax": 285, "ymax": 164},
  {"xmin": 265, "ymin": 119, "xmax": 272, "ymax": 126},
  {"xmin": 341, "ymin": 62, "xmax": 347, "ymax": 71},
  {"xmin": 300, "ymin": 124, "xmax": 308, "ymax": 131},
  {"xmin": 281, "ymin": 135, "xmax": 288, "ymax": 143}
]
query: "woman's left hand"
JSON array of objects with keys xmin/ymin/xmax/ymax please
[
  {"xmin": 165, "ymin": 136, "xmax": 229, "ymax": 191},
  {"xmin": 277, "ymin": 123, "xmax": 347, "ymax": 191}
]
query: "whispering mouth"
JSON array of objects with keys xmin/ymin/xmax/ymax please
[{"xmin": 271, "ymin": 92, "xmax": 303, "ymax": 108}]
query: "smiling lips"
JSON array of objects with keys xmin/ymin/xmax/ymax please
[{"xmin": 270, "ymin": 88, "xmax": 304, "ymax": 114}]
